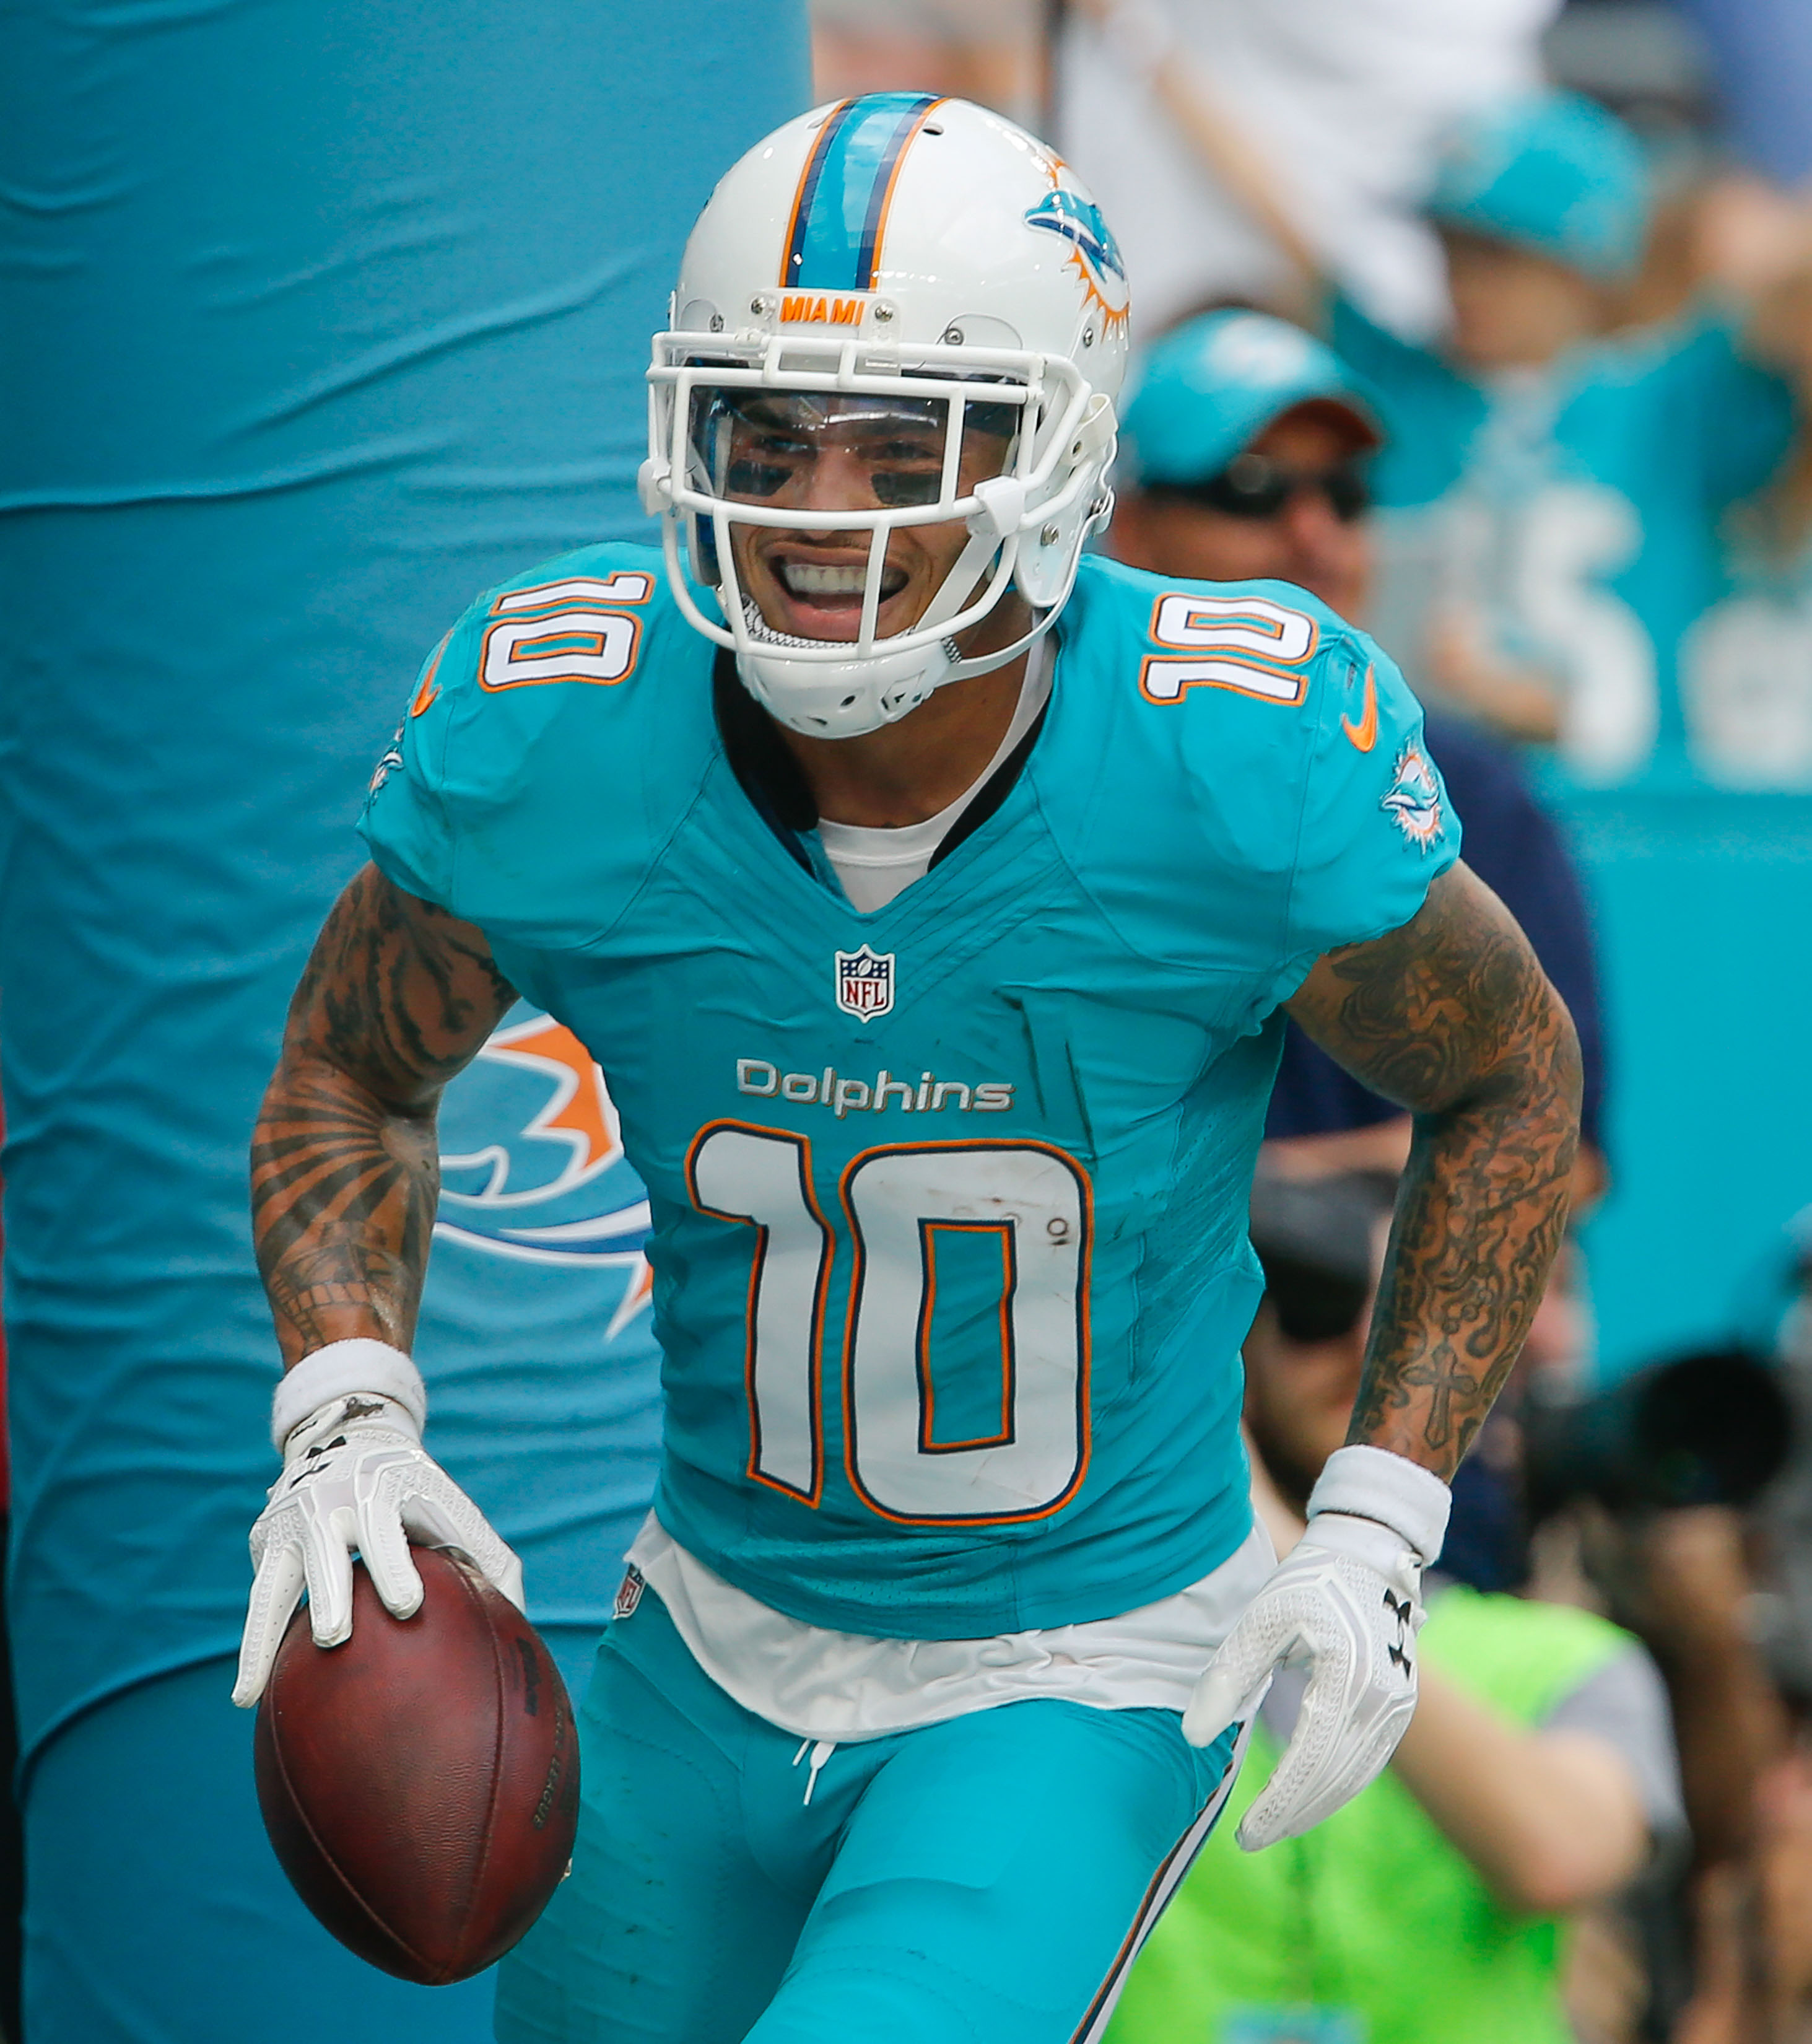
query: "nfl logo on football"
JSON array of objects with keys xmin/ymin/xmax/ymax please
[{"xmin": 835, "ymin": 945, "xmax": 895, "ymax": 1019}]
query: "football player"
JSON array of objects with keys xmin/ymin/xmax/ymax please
[{"xmin": 232, "ymin": 95, "xmax": 1580, "ymax": 2044}]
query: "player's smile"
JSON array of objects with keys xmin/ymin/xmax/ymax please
[
  {"xmin": 774, "ymin": 559, "xmax": 908, "ymax": 604},
  {"xmin": 744, "ymin": 535, "xmax": 930, "ymax": 643}
]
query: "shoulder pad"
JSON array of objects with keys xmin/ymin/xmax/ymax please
[
  {"xmin": 1044, "ymin": 554, "xmax": 1456, "ymax": 1004},
  {"xmin": 1065, "ymin": 552, "xmax": 1359, "ymax": 746},
  {"xmin": 362, "ymin": 541, "xmax": 715, "ymax": 946}
]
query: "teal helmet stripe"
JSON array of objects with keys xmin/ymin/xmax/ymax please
[{"xmin": 781, "ymin": 93, "xmax": 944, "ymax": 294}]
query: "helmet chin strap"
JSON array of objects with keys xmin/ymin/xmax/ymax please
[{"xmin": 733, "ymin": 519, "xmax": 1029, "ymax": 740}]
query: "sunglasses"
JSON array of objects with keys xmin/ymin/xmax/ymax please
[
  {"xmin": 1258, "ymin": 1250, "xmax": 1371, "ymax": 1345},
  {"xmin": 1156, "ymin": 450, "xmax": 1371, "ymax": 524}
]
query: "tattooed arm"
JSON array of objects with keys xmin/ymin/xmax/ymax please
[
  {"xmin": 1188, "ymin": 865, "xmax": 1576, "ymax": 1837},
  {"xmin": 251, "ymin": 863, "xmax": 516, "ymax": 1367},
  {"xmin": 234, "ymin": 865, "xmax": 522, "ymax": 1699},
  {"xmin": 1284, "ymin": 860, "xmax": 1582, "ymax": 1479}
]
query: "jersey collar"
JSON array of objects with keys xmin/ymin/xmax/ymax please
[{"xmin": 712, "ymin": 649, "xmax": 1053, "ymax": 880}]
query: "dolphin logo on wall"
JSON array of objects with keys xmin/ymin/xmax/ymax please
[{"xmin": 436, "ymin": 1011, "xmax": 652, "ymax": 1337}]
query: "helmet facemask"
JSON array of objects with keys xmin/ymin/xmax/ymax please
[{"xmin": 645, "ymin": 334, "xmax": 1113, "ymax": 736}]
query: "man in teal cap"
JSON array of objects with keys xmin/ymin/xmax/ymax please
[
  {"xmin": 1427, "ymin": 88, "xmax": 1651, "ymax": 305},
  {"xmin": 1111, "ymin": 310, "xmax": 1381, "ymax": 628},
  {"xmin": 1325, "ymin": 89, "xmax": 1800, "ymax": 787}
]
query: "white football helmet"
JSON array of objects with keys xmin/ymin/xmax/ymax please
[{"xmin": 642, "ymin": 94, "xmax": 1129, "ymax": 736}]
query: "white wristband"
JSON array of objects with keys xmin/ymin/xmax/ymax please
[
  {"xmin": 1307, "ymin": 1443, "xmax": 1451, "ymax": 1565},
  {"xmin": 270, "ymin": 1339, "xmax": 427, "ymax": 1451}
]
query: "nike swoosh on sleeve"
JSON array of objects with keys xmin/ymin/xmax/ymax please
[
  {"xmin": 410, "ymin": 632, "xmax": 452, "ymax": 717},
  {"xmin": 1340, "ymin": 665, "xmax": 1378, "ymax": 752}
]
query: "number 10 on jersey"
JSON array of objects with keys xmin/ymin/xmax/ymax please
[{"xmin": 687, "ymin": 1125, "xmax": 1093, "ymax": 1526}]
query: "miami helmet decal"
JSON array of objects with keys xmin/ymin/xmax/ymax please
[{"xmin": 436, "ymin": 1012, "xmax": 651, "ymax": 1335}]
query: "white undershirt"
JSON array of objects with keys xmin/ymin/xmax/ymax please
[
  {"xmin": 816, "ymin": 638, "xmax": 1054, "ymax": 913},
  {"xmin": 626, "ymin": 1514, "xmax": 1276, "ymax": 1747}
]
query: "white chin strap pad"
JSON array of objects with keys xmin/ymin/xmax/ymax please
[{"xmin": 736, "ymin": 635, "xmax": 958, "ymax": 738}]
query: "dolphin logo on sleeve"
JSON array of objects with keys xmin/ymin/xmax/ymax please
[{"xmin": 1382, "ymin": 741, "xmax": 1444, "ymax": 849}]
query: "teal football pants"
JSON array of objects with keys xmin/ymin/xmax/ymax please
[{"xmin": 495, "ymin": 1586, "xmax": 1244, "ymax": 2044}]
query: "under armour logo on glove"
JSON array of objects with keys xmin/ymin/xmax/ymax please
[
  {"xmin": 1384, "ymin": 1587, "xmax": 1415, "ymax": 1674},
  {"xmin": 1183, "ymin": 1510, "xmax": 1429, "ymax": 1851}
]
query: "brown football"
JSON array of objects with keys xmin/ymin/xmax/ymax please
[{"xmin": 254, "ymin": 1546, "xmax": 579, "ymax": 1985}]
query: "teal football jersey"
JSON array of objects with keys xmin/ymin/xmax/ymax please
[
  {"xmin": 1335, "ymin": 297, "xmax": 1796, "ymax": 789},
  {"xmin": 361, "ymin": 545, "xmax": 1459, "ymax": 1637}
]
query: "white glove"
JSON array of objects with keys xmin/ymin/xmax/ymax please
[
  {"xmin": 232, "ymin": 1340, "xmax": 524, "ymax": 1708},
  {"xmin": 1183, "ymin": 1444, "xmax": 1450, "ymax": 1851}
]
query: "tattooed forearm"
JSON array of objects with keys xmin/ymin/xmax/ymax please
[
  {"xmin": 251, "ymin": 1055, "xmax": 440, "ymax": 1358},
  {"xmin": 1285, "ymin": 863, "xmax": 1582, "ymax": 1478},
  {"xmin": 251, "ymin": 865, "xmax": 515, "ymax": 1366}
]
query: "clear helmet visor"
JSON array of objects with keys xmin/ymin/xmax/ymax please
[{"xmin": 686, "ymin": 385, "xmax": 1022, "ymax": 520}]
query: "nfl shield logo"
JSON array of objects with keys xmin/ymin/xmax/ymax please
[{"xmin": 835, "ymin": 944, "xmax": 895, "ymax": 1018}]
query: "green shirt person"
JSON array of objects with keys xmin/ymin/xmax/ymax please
[
  {"xmin": 1107, "ymin": 1171, "xmax": 1681, "ymax": 2044},
  {"xmin": 1108, "ymin": 1584, "xmax": 1662, "ymax": 2044}
]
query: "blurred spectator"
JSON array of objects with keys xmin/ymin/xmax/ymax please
[
  {"xmin": 1329, "ymin": 89, "xmax": 1805, "ymax": 787},
  {"xmin": 1107, "ymin": 308, "xmax": 1608, "ymax": 1193},
  {"xmin": 1680, "ymin": 1236, "xmax": 1812, "ymax": 2038},
  {"xmin": 1055, "ymin": 0, "xmax": 1557, "ymax": 340},
  {"xmin": 1677, "ymin": 190, "xmax": 1812, "ymax": 789},
  {"xmin": 811, "ymin": 0, "xmax": 1041, "ymax": 118},
  {"xmin": 1510, "ymin": 1335, "xmax": 1798, "ymax": 2040},
  {"xmin": 1525, "ymin": 1350, "xmax": 1792, "ymax": 1851},
  {"xmin": 1106, "ymin": 1169, "xmax": 1682, "ymax": 2044},
  {"xmin": 1087, "ymin": 40, "xmax": 1808, "ymax": 785},
  {"xmin": 1109, "ymin": 310, "xmax": 1382, "ymax": 614}
]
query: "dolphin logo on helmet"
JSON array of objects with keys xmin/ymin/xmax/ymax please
[{"xmin": 1023, "ymin": 189, "xmax": 1127, "ymax": 292}]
